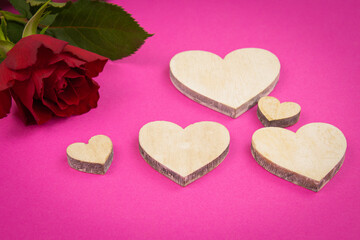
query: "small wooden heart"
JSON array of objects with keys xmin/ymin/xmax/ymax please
[
  {"xmin": 170, "ymin": 48, "xmax": 281, "ymax": 118},
  {"xmin": 67, "ymin": 135, "xmax": 114, "ymax": 175},
  {"xmin": 257, "ymin": 96, "xmax": 301, "ymax": 127},
  {"xmin": 139, "ymin": 121, "xmax": 230, "ymax": 186},
  {"xmin": 251, "ymin": 123, "xmax": 347, "ymax": 191}
]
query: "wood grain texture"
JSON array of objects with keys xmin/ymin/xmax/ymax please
[
  {"xmin": 251, "ymin": 123, "xmax": 347, "ymax": 192},
  {"xmin": 257, "ymin": 96, "xmax": 301, "ymax": 127},
  {"xmin": 67, "ymin": 135, "xmax": 113, "ymax": 175},
  {"xmin": 170, "ymin": 48, "xmax": 281, "ymax": 118},
  {"xmin": 139, "ymin": 121, "xmax": 230, "ymax": 186}
]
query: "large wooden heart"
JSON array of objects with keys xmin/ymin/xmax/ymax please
[
  {"xmin": 170, "ymin": 48, "xmax": 281, "ymax": 118},
  {"xmin": 139, "ymin": 121, "xmax": 230, "ymax": 186},
  {"xmin": 251, "ymin": 123, "xmax": 347, "ymax": 191}
]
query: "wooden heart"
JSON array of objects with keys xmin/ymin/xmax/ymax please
[
  {"xmin": 67, "ymin": 135, "xmax": 114, "ymax": 175},
  {"xmin": 257, "ymin": 96, "xmax": 301, "ymax": 127},
  {"xmin": 170, "ymin": 48, "xmax": 281, "ymax": 118},
  {"xmin": 139, "ymin": 121, "xmax": 230, "ymax": 186},
  {"xmin": 251, "ymin": 123, "xmax": 347, "ymax": 191}
]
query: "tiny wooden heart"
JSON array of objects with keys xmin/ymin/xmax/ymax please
[
  {"xmin": 170, "ymin": 48, "xmax": 281, "ymax": 118},
  {"xmin": 67, "ymin": 135, "xmax": 114, "ymax": 175},
  {"xmin": 257, "ymin": 96, "xmax": 301, "ymax": 127},
  {"xmin": 139, "ymin": 121, "xmax": 230, "ymax": 186},
  {"xmin": 251, "ymin": 123, "xmax": 347, "ymax": 191}
]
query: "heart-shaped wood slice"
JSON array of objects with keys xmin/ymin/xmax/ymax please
[
  {"xmin": 170, "ymin": 48, "xmax": 280, "ymax": 118},
  {"xmin": 139, "ymin": 121, "xmax": 230, "ymax": 186},
  {"xmin": 67, "ymin": 135, "xmax": 114, "ymax": 174},
  {"xmin": 257, "ymin": 96, "xmax": 301, "ymax": 127},
  {"xmin": 251, "ymin": 123, "xmax": 347, "ymax": 191}
]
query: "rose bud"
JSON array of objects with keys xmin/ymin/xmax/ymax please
[{"xmin": 0, "ymin": 34, "xmax": 108, "ymax": 124}]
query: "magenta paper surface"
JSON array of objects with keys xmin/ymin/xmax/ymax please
[{"xmin": 1, "ymin": 0, "xmax": 360, "ymax": 239}]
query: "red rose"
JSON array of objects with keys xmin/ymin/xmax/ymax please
[{"xmin": 0, "ymin": 34, "xmax": 108, "ymax": 124}]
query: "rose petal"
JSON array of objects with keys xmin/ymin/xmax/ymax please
[
  {"xmin": 74, "ymin": 100, "xmax": 91, "ymax": 114},
  {"xmin": 63, "ymin": 45, "xmax": 108, "ymax": 78},
  {"xmin": 0, "ymin": 89, "xmax": 12, "ymax": 118},
  {"xmin": 0, "ymin": 62, "xmax": 30, "ymax": 91},
  {"xmin": 74, "ymin": 87, "xmax": 99, "ymax": 115},
  {"xmin": 57, "ymin": 83, "xmax": 80, "ymax": 106},
  {"xmin": 11, "ymin": 80, "xmax": 52, "ymax": 124},
  {"xmin": 42, "ymin": 78, "xmax": 99, "ymax": 117},
  {"xmin": 31, "ymin": 99, "xmax": 54, "ymax": 124},
  {"xmin": 42, "ymin": 85, "xmax": 71, "ymax": 113},
  {"xmin": 55, "ymin": 97, "xmax": 68, "ymax": 110},
  {"xmin": 83, "ymin": 59, "xmax": 108, "ymax": 78},
  {"xmin": 36, "ymin": 47, "xmax": 56, "ymax": 68},
  {"xmin": 63, "ymin": 70, "xmax": 95, "ymax": 100},
  {"xmin": 64, "ymin": 69, "xmax": 83, "ymax": 80},
  {"xmin": 42, "ymin": 97, "xmax": 73, "ymax": 117},
  {"xmin": 43, "ymin": 73, "xmax": 59, "ymax": 102},
  {"xmin": 10, "ymin": 91, "xmax": 37, "ymax": 124},
  {"xmin": 49, "ymin": 52, "xmax": 86, "ymax": 68},
  {"xmin": 5, "ymin": 35, "xmax": 67, "ymax": 70},
  {"xmin": 87, "ymin": 90, "xmax": 100, "ymax": 108},
  {"xmin": 32, "ymin": 65, "xmax": 57, "ymax": 97},
  {"xmin": 40, "ymin": 64, "xmax": 70, "ymax": 100},
  {"xmin": 43, "ymin": 87, "xmax": 57, "ymax": 103},
  {"xmin": 69, "ymin": 77, "xmax": 91, "ymax": 100},
  {"xmin": 84, "ymin": 78, "xmax": 100, "ymax": 108},
  {"xmin": 64, "ymin": 44, "xmax": 108, "ymax": 64}
]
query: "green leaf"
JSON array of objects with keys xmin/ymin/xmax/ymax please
[
  {"xmin": 39, "ymin": 25, "xmax": 49, "ymax": 34},
  {"xmin": 40, "ymin": 13, "xmax": 56, "ymax": 26},
  {"xmin": 0, "ymin": 11, "xmax": 28, "ymax": 25},
  {"xmin": 27, "ymin": 0, "xmax": 72, "ymax": 15},
  {"xmin": 0, "ymin": 17, "xmax": 9, "ymax": 41},
  {"xmin": 22, "ymin": 0, "xmax": 50, "ymax": 37},
  {"xmin": 47, "ymin": 0, "xmax": 153, "ymax": 60},
  {"xmin": 0, "ymin": 28, "xmax": 6, "ymax": 42},
  {"xmin": 8, "ymin": 0, "xmax": 32, "ymax": 18},
  {"xmin": 0, "ymin": 40, "xmax": 15, "ymax": 58},
  {"xmin": 6, "ymin": 21, "xmax": 24, "ymax": 43}
]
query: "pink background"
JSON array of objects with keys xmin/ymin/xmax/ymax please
[{"xmin": 1, "ymin": 0, "xmax": 360, "ymax": 239}]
